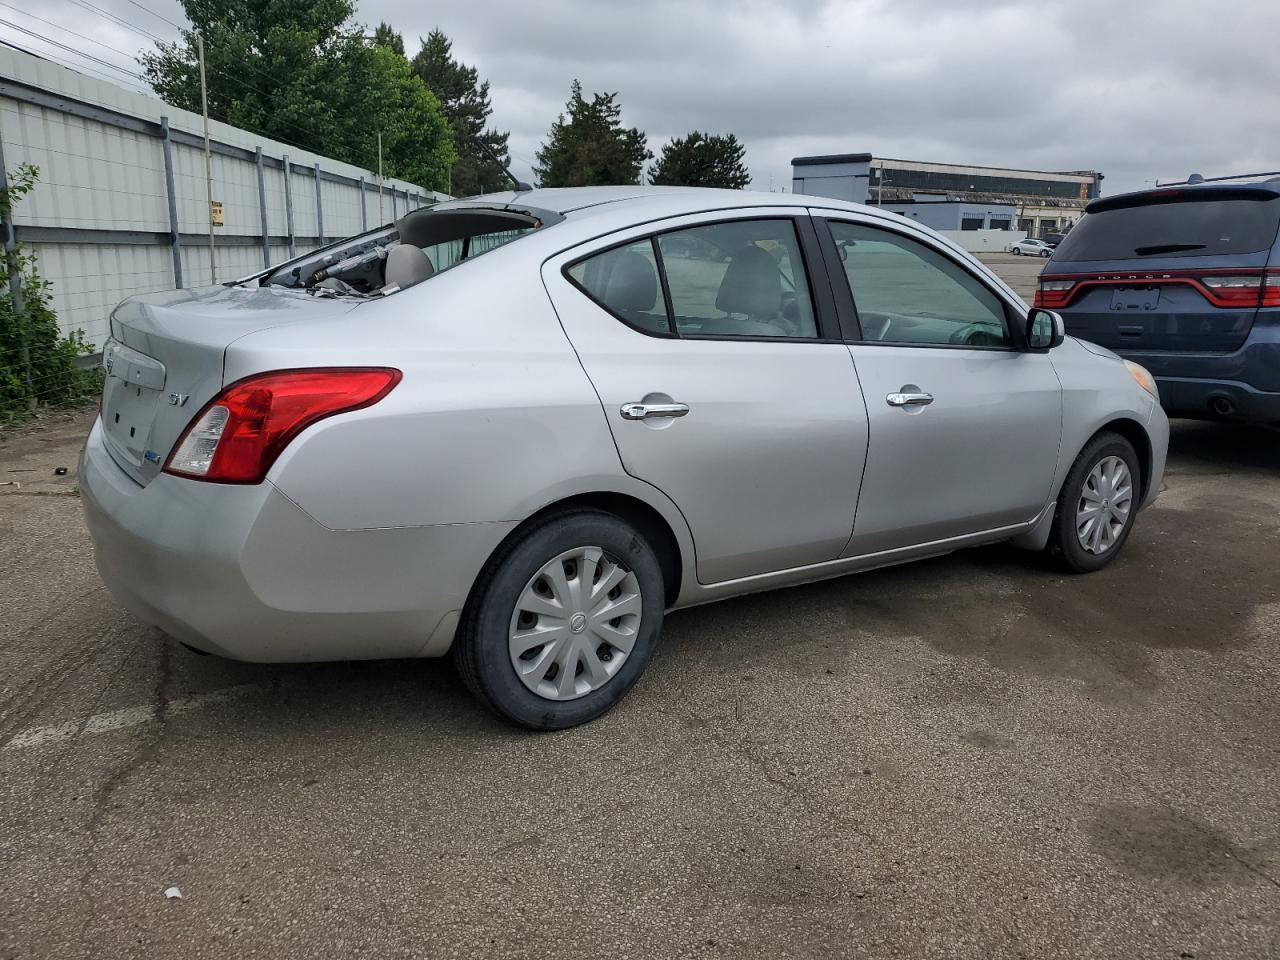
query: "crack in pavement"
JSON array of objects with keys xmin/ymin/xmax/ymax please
[{"xmin": 75, "ymin": 639, "xmax": 172, "ymax": 956}]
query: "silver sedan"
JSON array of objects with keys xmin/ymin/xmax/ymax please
[{"xmin": 81, "ymin": 187, "xmax": 1169, "ymax": 729}]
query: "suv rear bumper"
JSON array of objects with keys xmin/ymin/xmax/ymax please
[
  {"xmin": 79, "ymin": 418, "xmax": 514, "ymax": 662},
  {"xmin": 1115, "ymin": 333, "xmax": 1280, "ymax": 424},
  {"xmin": 1153, "ymin": 376, "xmax": 1280, "ymax": 424}
]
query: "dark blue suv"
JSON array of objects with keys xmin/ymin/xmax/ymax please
[{"xmin": 1038, "ymin": 178, "xmax": 1280, "ymax": 425}]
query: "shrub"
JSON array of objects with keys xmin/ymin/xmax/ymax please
[{"xmin": 0, "ymin": 164, "xmax": 100, "ymax": 424}]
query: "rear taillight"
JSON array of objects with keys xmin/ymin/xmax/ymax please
[
  {"xmin": 1200, "ymin": 274, "xmax": 1265, "ymax": 307},
  {"xmin": 1264, "ymin": 274, "xmax": 1280, "ymax": 308},
  {"xmin": 1034, "ymin": 279, "xmax": 1076, "ymax": 308},
  {"xmin": 164, "ymin": 368, "xmax": 402, "ymax": 484}
]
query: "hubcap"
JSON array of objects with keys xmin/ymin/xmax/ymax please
[
  {"xmin": 1076, "ymin": 455, "xmax": 1133, "ymax": 555},
  {"xmin": 508, "ymin": 546, "xmax": 643, "ymax": 701}
]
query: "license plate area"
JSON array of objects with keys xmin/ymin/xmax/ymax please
[
  {"xmin": 1110, "ymin": 286, "xmax": 1160, "ymax": 312},
  {"xmin": 102, "ymin": 339, "xmax": 166, "ymax": 468}
]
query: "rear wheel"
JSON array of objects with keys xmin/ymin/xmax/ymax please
[
  {"xmin": 453, "ymin": 509, "xmax": 665, "ymax": 730},
  {"xmin": 1012, "ymin": 247, "xmax": 1022, "ymax": 255},
  {"xmin": 1048, "ymin": 432, "xmax": 1141, "ymax": 573}
]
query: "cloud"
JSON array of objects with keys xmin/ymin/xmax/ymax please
[{"xmin": 16, "ymin": 0, "xmax": 1278, "ymax": 196}]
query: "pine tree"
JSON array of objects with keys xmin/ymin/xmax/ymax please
[
  {"xmin": 649, "ymin": 132, "xmax": 751, "ymax": 189},
  {"xmin": 411, "ymin": 30, "xmax": 511, "ymax": 196},
  {"xmin": 535, "ymin": 81, "xmax": 651, "ymax": 187}
]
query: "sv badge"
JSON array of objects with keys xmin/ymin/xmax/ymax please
[{"xmin": 167, "ymin": 393, "xmax": 189, "ymax": 406}]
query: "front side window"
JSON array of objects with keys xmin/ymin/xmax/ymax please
[
  {"xmin": 828, "ymin": 221, "xmax": 1011, "ymax": 348},
  {"xmin": 566, "ymin": 218, "xmax": 819, "ymax": 340}
]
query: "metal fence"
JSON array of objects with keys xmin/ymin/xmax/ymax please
[{"xmin": 0, "ymin": 46, "xmax": 446, "ymax": 350}]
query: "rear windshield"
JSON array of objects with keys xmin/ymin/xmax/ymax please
[{"xmin": 1053, "ymin": 193, "xmax": 1280, "ymax": 262}]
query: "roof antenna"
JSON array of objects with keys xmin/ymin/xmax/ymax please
[{"xmin": 476, "ymin": 139, "xmax": 533, "ymax": 193}]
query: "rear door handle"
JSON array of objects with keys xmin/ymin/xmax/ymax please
[
  {"xmin": 620, "ymin": 401, "xmax": 690, "ymax": 421},
  {"xmin": 886, "ymin": 392, "xmax": 934, "ymax": 408}
]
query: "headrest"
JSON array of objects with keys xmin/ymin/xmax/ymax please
[
  {"xmin": 604, "ymin": 250, "xmax": 658, "ymax": 312},
  {"xmin": 714, "ymin": 245, "xmax": 781, "ymax": 318},
  {"xmin": 385, "ymin": 244, "xmax": 435, "ymax": 289}
]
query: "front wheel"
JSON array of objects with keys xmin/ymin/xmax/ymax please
[
  {"xmin": 453, "ymin": 509, "xmax": 666, "ymax": 729},
  {"xmin": 1048, "ymin": 432, "xmax": 1141, "ymax": 573}
]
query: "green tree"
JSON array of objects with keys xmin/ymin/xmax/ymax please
[
  {"xmin": 141, "ymin": 1, "xmax": 453, "ymax": 191},
  {"xmin": 372, "ymin": 21, "xmax": 404, "ymax": 56},
  {"xmin": 535, "ymin": 81, "xmax": 651, "ymax": 187},
  {"xmin": 411, "ymin": 29, "xmax": 511, "ymax": 196},
  {"xmin": 649, "ymin": 131, "xmax": 751, "ymax": 189}
]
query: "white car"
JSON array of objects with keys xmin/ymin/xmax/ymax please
[{"xmin": 1007, "ymin": 237, "xmax": 1054, "ymax": 257}]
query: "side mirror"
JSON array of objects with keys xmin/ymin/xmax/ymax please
[{"xmin": 1026, "ymin": 308, "xmax": 1065, "ymax": 350}]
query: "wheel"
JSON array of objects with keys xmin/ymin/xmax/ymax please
[
  {"xmin": 453, "ymin": 509, "xmax": 666, "ymax": 730},
  {"xmin": 1041, "ymin": 250, "xmax": 1051, "ymax": 258},
  {"xmin": 1048, "ymin": 432, "xmax": 1141, "ymax": 573},
  {"xmin": 1012, "ymin": 247, "xmax": 1022, "ymax": 255}
]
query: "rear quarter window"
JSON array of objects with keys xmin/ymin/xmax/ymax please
[{"xmin": 1054, "ymin": 194, "xmax": 1280, "ymax": 262}]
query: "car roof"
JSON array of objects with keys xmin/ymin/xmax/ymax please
[{"xmin": 435, "ymin": 185, "xmax": 817, "ymax": 218}]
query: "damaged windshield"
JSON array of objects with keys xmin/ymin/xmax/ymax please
[{"xmin": 253, "ymin": 204, "xmax": 557, "ymax": 297}]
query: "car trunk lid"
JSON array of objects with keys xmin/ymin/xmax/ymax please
[{"xmin": 101, "ymin": 284, "xmax": 361, "ymax": 486}]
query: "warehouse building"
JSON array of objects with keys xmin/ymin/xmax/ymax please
[{"xmin": 791, "ymin": 154, "xmax": 1103, "ymax": 239}]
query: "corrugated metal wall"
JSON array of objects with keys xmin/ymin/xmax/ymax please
[{"xmin": 0, "ymin": 47, "xmax": 447, "ymax": 349}]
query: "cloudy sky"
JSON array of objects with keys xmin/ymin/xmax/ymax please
[{"xmin": 6, "ymin": 0, "xmax": 1277, "ymax": 196}]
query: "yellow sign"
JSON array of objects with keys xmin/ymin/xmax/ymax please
[{"xmin": 210, "ymin": 200, "xmax": 224, "ymax": 227}]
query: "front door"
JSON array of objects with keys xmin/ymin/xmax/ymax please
[
  {"xmin": 544, "ymin": 213, "xmax": 869, "ymax": 584},
  {"xmin": 819, "ymin": 216, "xmax": 1062, "ymax": 556}
]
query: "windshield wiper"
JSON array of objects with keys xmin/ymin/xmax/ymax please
[{"xmin": 1133, "ymin": 243, "xmax": 1207, "ymax": 256}]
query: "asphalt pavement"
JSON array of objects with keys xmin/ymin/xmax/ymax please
[{"xmin": 2, "ymin": 408, "xmax": 1278, "ymax": 959}]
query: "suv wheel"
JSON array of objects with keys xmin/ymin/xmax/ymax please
[
  {"xmin": 1048, "ymin": 431, "xmax": 1141, "ymax": 573},
  {"xmin": 453, "ymin": 509, "xmax": 665, "ymax": 730}
]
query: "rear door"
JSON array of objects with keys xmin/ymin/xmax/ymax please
[
  {"xmin": 815, "ymin": 214, "xmax": 1062, "ymax": 555},
  {"xmin": 543, "ymin": 211, "xmax": 869, "ymax": 585},
  {"xmin": 1044, "ymin": 189, "xmax": 1280, "ymax": 353}
]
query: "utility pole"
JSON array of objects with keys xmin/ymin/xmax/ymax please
[
  {"xmin": 197, "ymin": 33, "xmax": 215, "ymax": 284},
  {"xmin": 377, "ymin": 132, "xmax": 384, "ymax": 222}
]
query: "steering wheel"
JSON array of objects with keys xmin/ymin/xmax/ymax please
[{"xmin": 948, "ymin": 322, "xmax": 1005, "ymax": 347}]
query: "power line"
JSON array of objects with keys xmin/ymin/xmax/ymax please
[
  {"xmin": 116, "ymin": 0, "xmax": 185, "ymax": 33},
  {"xmin": 63, "ymin": 0, "xmax": 173, "ymax": 45},
  {"xmin": 0, "ymin": 4, "xmax": 147, "ymax": 63},
  {"xmin": 0, "ymin": 36, "xmax": 147, "ymax": 91},
  {"xmin": 0, "ymin": 18, "xmax": 145, "ymax": 82},
  {"xmin": 0, "ymin": 8, "xmax": 325, "ymax": 152}
]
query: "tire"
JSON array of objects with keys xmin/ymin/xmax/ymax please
[
  {"xmin": 1048, "ymin": 431, "xmax": 1142, "ymax": 573},
  {"xmin": 1012, "ymin": 247, "xmax": 1022, "ymax": 255},
  {"xmin": 453, "ymin": 509, "xmax": 666, "ymax": 730}
]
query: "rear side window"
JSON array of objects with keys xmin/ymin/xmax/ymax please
[
  {"xmin": 657, "ymin": 220, "xmax": 817, "ymax": 338},
  {"xmin": 566, "ymin": 218, "xmax": 819, "ymax": 340},
  {"xmin": 1054, "ymin": 194, "xmax": 1280, "ymax": 261},
  {"xmin": 567, "ymin": 240, "xmax": 669, "ymax": 335}
]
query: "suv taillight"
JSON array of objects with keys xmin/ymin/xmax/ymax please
[
  {"xmin": 1034, "ymin": 279, "xmax": 1076, "ymax": 308},
  {"xmin": 1200, "ymin": 274, "xmax": 1269, "ymax": 307},
  {"xmin": 164, "ymin": 368, "xmax": 402, "ymax": 483}
]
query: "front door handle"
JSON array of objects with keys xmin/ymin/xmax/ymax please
[
  {"xmin": 886, "ymin": 391, "xmax": 934, "ymax": 408},
  {"xmin": 620, "ymin": 401, "xmax": 690, "ymax": 421}
]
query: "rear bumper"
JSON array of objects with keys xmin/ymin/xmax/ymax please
[
  {"xmin": 1108, "ymin": 318, "xmax": 1280, "ymax": 423},
  {"xmin": 1152, "ymin": 376, "xmax": 1280, "ymax": 424},
  {"xmin": 79, "ymin": 418, "xmax": 515, "ymax": 662}
]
